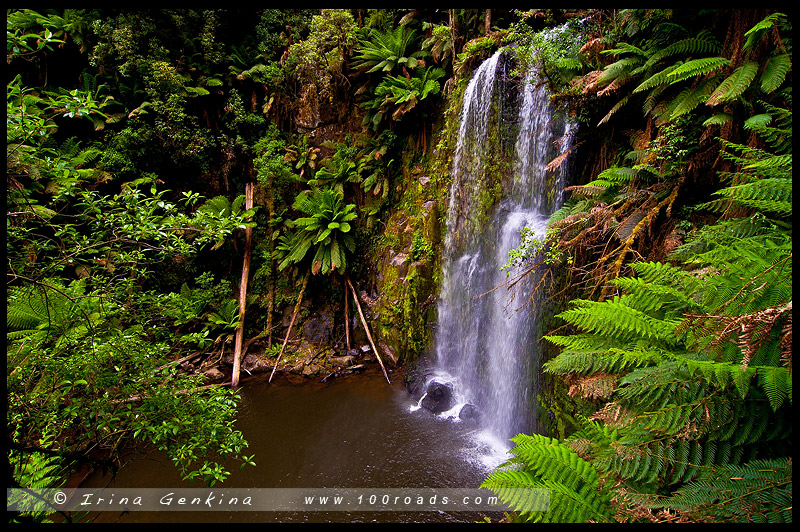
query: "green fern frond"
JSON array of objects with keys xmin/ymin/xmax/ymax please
[
  {"xmin": 666, "ymin": 78, "xmax": 717, "ymax": 120},
  {"xmin": 666, "ymin": 57, "xmax": 729, "ymax": 85},
  {"xmin": 662, "ymin": 458, "xmax": 792, "ymax": 522},
  {"xmin": 632, "ymin": 62, "xmax": 683, "ymax": 94},
  {"xmin": 706, "ymin": 61, "xmax": 759, "ymax": 105},
  {"xmin": 758, "ymin": 366, "xmax": 791, "ymax": 411},
  {"xmin": 743, "ymin": 12, "xmax": 788, "ymax": 54},
  {"xmin": 596, "ymin": 166, "xmax": 638, "ymax": 184},
  {"xmin": 479, "ymin": 469, "xmax": 550, "ymax": 521},
  {"xmin": 597, "ymin": 56, "xmax": 644, "ymax": 86},
  {"xmin": 743, "ymin": 113, "xmax": 773, "ymax": 130},
  {"xmin": 548, "ymin": 199, "xmax": 595, "ymax": 226},
  {"xmin": 759, "ymin": 54, "xmax": 791, "ymax": 93},
  {"xmin": 556, "ymin": 297, "xmax": 681, "ymax": 345},
  {"xmin": 482, "ymin": 433, "xmax": 614, "ymax": 523},
  {"xmin": 543, "ymin": 336, "xmax": 664, "ymax": 375},
  {"xmin": 711, "ymin": 178, "xmax": 792, "ymax": 217},
  {"xmin": 702, "ymin": 112, "xmax": 733, "ymax": 127},
  {"xmin": 602, "ymin": 42, "xmax": 649, "ymax": 57},
  {"xmin": 198, "ymin": 195, "xmax": 232, "ymax": 216},
  {"xmin": 642, "ymin": 36, "xmax": 722, "ymax": 71}
]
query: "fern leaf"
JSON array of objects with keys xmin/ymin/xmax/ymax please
[
  {"xmin": 643, "ymin": 36, "xmax": 722, "ymax": 71},
  {"xmin": 667, "ymin": 79, "xmax": 717, "ymax": 120},
  {"xmin": 482, "ymin": 434, "xmax": 614, "ymax": 523},
  {"xmin": 758, "ymin": 366, "xmax": 791, "ymax": 411},
  {"xmin": 632, "ymin": 62, "xmax": 682, "ymax": 94},
  {"xmin": 666, "ymin": 57, "xmax": 729, "ymax": 85},
  {"xmin": 743, "ymin": 113, "xmax": 773, "ymax": 130},
  {"xmin": 663, "ymin": 458, "xmax": 792, "ymax": 522},
  {"xmin": 706, "ymin": 61, "xmax": 759, "ymax": 105},
  {"xmin": 759, "ymin": 54, "xmax": 791, "ymax": 93},
  {"xmin": 743, "ymin": 13, "xmax": 788, "ymax": 53},
  {"xmin": 702, "ymin": 112, "xmax": 733, "ymax": 127},
  {"xmin": 712, "ymin": 178, "xmax": 792, "ymax": 217}
]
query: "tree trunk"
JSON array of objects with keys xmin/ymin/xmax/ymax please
[
  {"xmin": 269, "ymin": 270, "xmax": 310, "ymax": 383},
  {"xmin": 231, "ymin": 182, "xmax": 255, "ymax": 388},
  {"xmin": 347, "ymin": 278, "xmax": 390, "ymax": 384},
  {"xmin": 266, "ymin": 180, "xmax": 276, "ymax": 348},
  {"xmin": 485, "ymin": 9, "xmax": 492, "ymax": 35},
  {"xmin": 344, "ymin": 273, "xmax": 351, "ymax": 351},
  {"xmin": 450, "ymin": 9, "xmax": 458, "ymax": 65}
]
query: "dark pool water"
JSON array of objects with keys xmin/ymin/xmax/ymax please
[{"xmin": 79, "ymin": 370, "xmax": 511, "ymax": 523}]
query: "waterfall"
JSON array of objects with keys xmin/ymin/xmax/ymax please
[{"xmin": 418, "ymin": 48, "xmax": 577, "ymax": 468}]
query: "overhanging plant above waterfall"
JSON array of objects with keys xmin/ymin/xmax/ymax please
[{"xmin": 503, "ymin": 12, "xmax": 588, "ymax": 89}]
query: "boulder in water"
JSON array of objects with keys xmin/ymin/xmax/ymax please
[
  {"xmin": 420, "ymin": 381, "xmax": 454, "ymax": 414},
  {"xmin": 459, "ymin": 403, "xmax": 479, "ymax": 422}
]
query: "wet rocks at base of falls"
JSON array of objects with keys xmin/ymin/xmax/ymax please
[
  {"xmin": 458, "ymin": 403, "xmax": 480, "ymax": 423},
  {"xmin": 420, "ymin": 381, "xmax": 454, "ymax": 414},
  {"xmin": 404, "ymin": 366, "xmax": 480, "ymax": 421}
]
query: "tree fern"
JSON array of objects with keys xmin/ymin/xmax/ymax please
[
  {"xmin": 702, "ymin": 112, "xmax": 733, "ymax": 127},
  {"xmin": 706, "ymin": 61, "xmax": 759, "ymax": 105},
  {"xmin": 487, "ymin": 12, "xmax": 791, "ymax": 524},
  {"xmin": 742, "ymin": 12, "xmax": 788, "ymax": 54},
  {"xmin": 639, "ymin": 35, "xmax": 722, "ymax": 72},
  {"xmin": 481, "ymin": 433, "xmax": 614, "ymax": 523},
  {"xmin": 709, "ymin": 178, "xmax": 792, "ymax": 217},
  {"xmin": 8, "ymin": 451, "xmax": 65, "ymax": 522},
  {"xmin": 555, "ymin": 297, "xmax": 683, "ymax": 345},
  {"xmin": 660, "ymin": 458, "xmax": 792, "ymax": 522},
  {"xmin": 665, "ymin": 57, "xmax": 729, "ymax": 85},
  {"xmin": 759, "ymin": 53, "xmax": 791, "ymax": 93},
  {"xmin": 631, "ymin": 61, "xmax": 683, "ymax": 94},
  {"xmin": 664, "ymin": 78, "xmax": 717, "ymax": 120}
]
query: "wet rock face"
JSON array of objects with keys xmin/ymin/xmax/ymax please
[
  {"xmin": 221, "ymin": 352, "xmax": 269, "ymax": 373},
  {"xmin": 302, "ymin": 311, "xmax": 334, "ymax": 345},
  {"xmin": 420, "ymin": 381, "xmax": 454, "ymax": 414}
]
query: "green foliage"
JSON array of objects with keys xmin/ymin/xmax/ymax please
[
  {"xmin": 486, "ymin": 94, "xmax": 792, "ymax": 521},
  {"xmin": 363, "ymin": 66, "xmax": 446, "ymax": 128},
  {"xmin": 8, "ymin": 450, "xmax": 66, "ymax": 523},
  {"xmin": 352, "ymin": 26, "xmax": 426, "ymax": 75},
  {"xmin": 667, "ymin": 458, "xmax": 792, "ymax": 523},
  {"xmin": 594, "ymin": 11, "xmax": 790, "ymax": 127},
  {"xmin": 286, "ymin": 9, "xmax": 358, "ymax": 101},
  {"xmin": 422, "ymin": 22, "xmax": 455, "ymax": 66},
  {"xmin": 6, "ymin": 9, "xmax": 68, "ymax": 58},
  {"xmin": 410, "ymin": 229, "xmax": 433, "ymax": 262},
  {"xmin": 7, "ymin": 11, "xmax": 262, "ymax": 497},
  {"xmin": 503, "ymin": 15, "xmax": 587, "ymax": 88},
  {"xmin": 481, "ymin": 433, "xmax": 614, "ymax": 523},
  {"xmin": 278, "ymin": 188, "xmax": 357, "ymax": 276}
]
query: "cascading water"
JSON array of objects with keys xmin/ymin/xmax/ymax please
[{"xmin": 415, "ymin": 48, "xmax": 577, "ymax": 468}]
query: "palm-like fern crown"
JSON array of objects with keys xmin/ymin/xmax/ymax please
[
  {"xmin": 352, "ymin": 26, "xmax": 425, "ymax": 74},
  {"xmin": 278, "ymin": 188, "xmax": 357, "ymax": 275}
]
